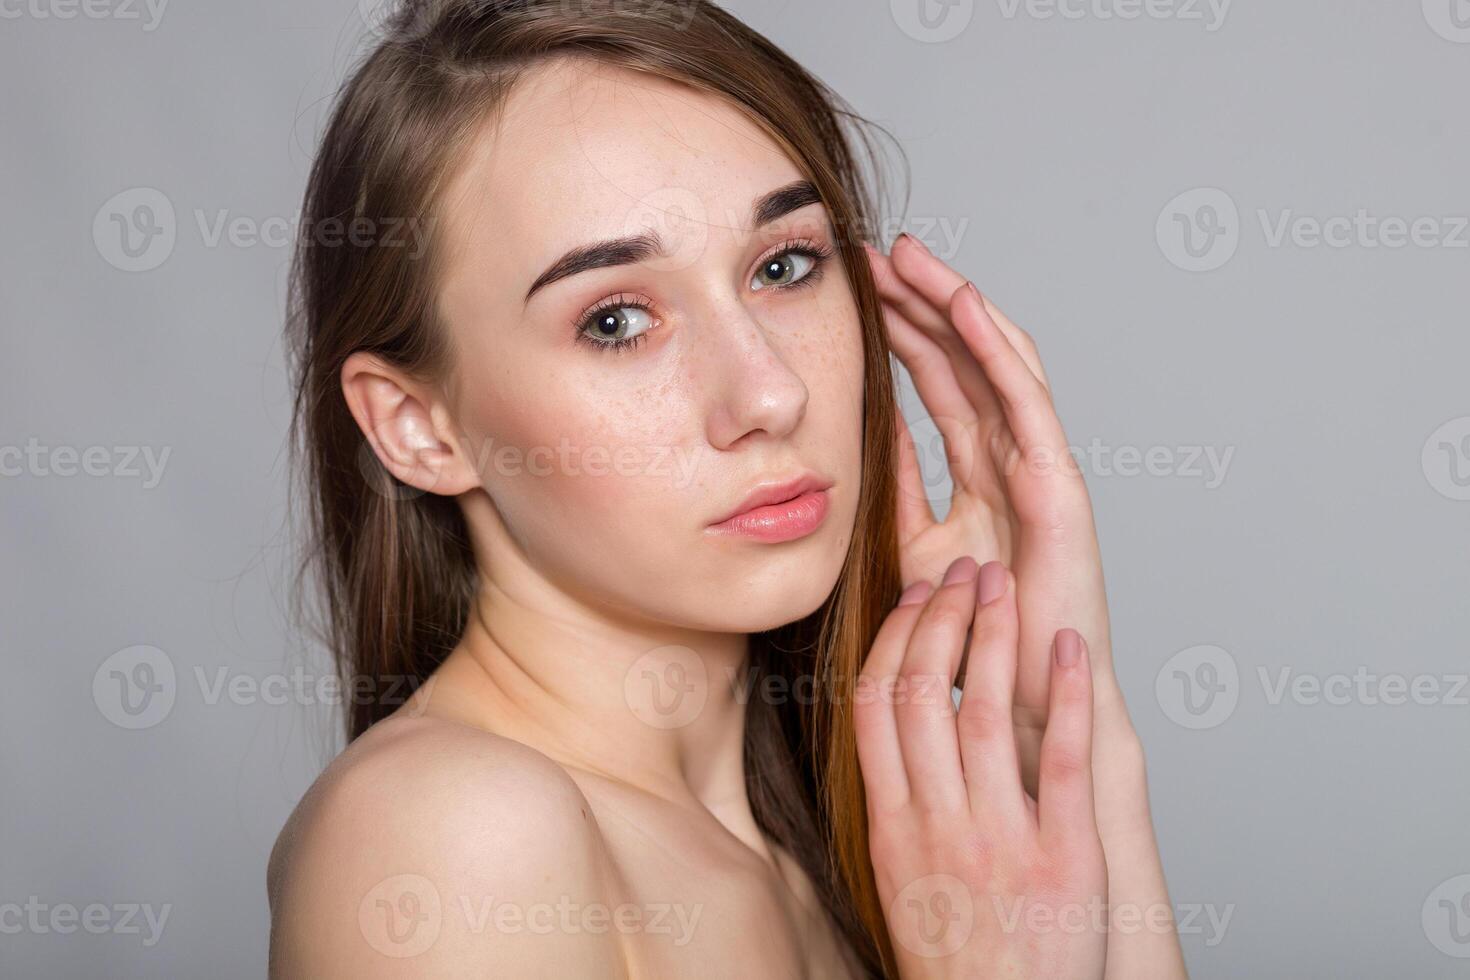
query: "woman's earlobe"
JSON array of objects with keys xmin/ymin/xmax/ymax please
[{"xmin": 340, "ymin": 352, "xmax": 481, "ymax": 497}]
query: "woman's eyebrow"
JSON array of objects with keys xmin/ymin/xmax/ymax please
[
  {"xmin": 751, "ymin": 178, "xmax": 822, "ymax": 227},
  {"xmin": 522, "ymin": 179, "xmax": 823, "ymax": 306}
]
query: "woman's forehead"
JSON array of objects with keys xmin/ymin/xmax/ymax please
[{"xmin": 439, "ymin": 60, "xmax": 805, "ymax": 256}]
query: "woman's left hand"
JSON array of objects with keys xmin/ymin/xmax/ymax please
[{"xmin": 862, "ymin": 234, "xmax": 1186, "ymax": 980}]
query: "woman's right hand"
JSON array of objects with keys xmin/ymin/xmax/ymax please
[{"xmin": 855, "ymin": 556, "xmax": 1107, "ymax": 979}]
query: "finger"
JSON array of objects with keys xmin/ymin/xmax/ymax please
[
  {"xmin": 883, "ymin": 298, "xmax": 984, "ymax": 429},
  {"xmin": 979, "ymin": 293, "xmax": 1050, "ymax": 390},
  {"xmin": 884, "ymin": 304, "xmax": 993, "ymax": 502},
  {"xmin": 1037, "ymin": 628, "xmax": 1097, "ymax": 852},
  {"xmin": 894, "ymin": 556, "xmax": 978, "ymax": 812},
  {"xmin": 883, "ymin": 235, "xmax": 1050, "ymax": 389},
  {"xmin": 868, "ymin": 240, "xmax": 965, "ymax": 350},
  {"xmin": 893, "ymin": 408, "xmax": 937, "ymax": 550},
  {"xmin": 955, "ymin": 561, "xmax": 1028, "ymax": 831},
  {"xmin": 868, "ymin": 244, "xmax": 1008, "ymax": 425},
  {"xmin": 945, "ymin": 283, "xmax": 1096, "ymax": 724},
  {"xmin": 947, "ymin": 282, "xmax": 1067, "ymax": 457},
  {"xmin": 854, "ymin": 580, "xmax": 934, "ymax": 811}
]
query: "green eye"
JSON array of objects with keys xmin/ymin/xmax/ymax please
[
  {"xmin": 751, "ymin": 250, "xmax": 818, "ymax": 291},
  {"xmin": 575, "ymin": 295, "xmax": 658, "ymax": 353},
  {"xmin": 582, "ymin": 305, "xmax": 654, "ymax": 344}
]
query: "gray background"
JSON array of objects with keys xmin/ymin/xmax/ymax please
[{"xmin": 3, "ymin": 0, "xmax": 1467, "ymax": 976}]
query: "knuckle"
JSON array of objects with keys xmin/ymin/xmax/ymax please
[
  {"xmin": 1011, "ymin": 387, "xmax": 1058, "ymax": 423},
  {"xmin": 969, "ymin": 611, "xmax": 1015, "ymax": 651},
  {"xmin": 956, "ymin": 699, "xmax": 1011, "ymax": 742},
  {"xmin": 900, "ymin": 677, "xmax": 956, "ymax": 714},
  {"xmin": 954, "ymin": 830, "xmax": 998, "ymax": 880},
  {"xmin": 1025, "ymin": 504, "xmax": 1075, "ymax": 541},
  {"xmin": 1041, "ymin": 744, "xmax": 1089, "ymax": 784},
  {"xmin": 1017, "ymin": 330, "xmax": 1041, "ymax": 359},
  {"xmin": 917, "ymin": 601, "xmax": 971, "ymax": 638},
  {"xmin": 908, "ymin": 343, "xmax": 947, "ymax": 373},
  {"xmin": 912, "ymin": 788, "xmax": 968, "ymax": 821}
]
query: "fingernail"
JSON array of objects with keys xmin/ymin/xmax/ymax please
[
  {"xmin": 966, "ymin": 281, "xmax": 983, "ymax": 301},
  {"xmin": 1054, "ymin": 628, "xmax": 1082, "ymax": 667},
  {"xmin": 901, "ymin": 232, "xmax": 932, "ymax": 255},
  {"xmin": 941, "ymin": 556, "xmax": 979, "ymax": 586},
  {"xmin": 898, "ymin": 580, "xmax": 934, "ymax": 606},
  {"xmin": 978, "ymin": 561, "xmax": 1007, "ymax": 605}
]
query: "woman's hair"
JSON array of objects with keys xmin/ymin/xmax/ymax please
[{"xmin": 285, "ymin": 0, "xmax": 907, "ymax": 973}]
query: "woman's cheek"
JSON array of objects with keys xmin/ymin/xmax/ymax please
[{"xmin": 523, "ymin": 402, "xmax": 695, "ymax": 522}]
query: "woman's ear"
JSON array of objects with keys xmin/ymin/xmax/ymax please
[{"xmin": 340, "ymin": 351, "xmax": 481, "ymax": 497}]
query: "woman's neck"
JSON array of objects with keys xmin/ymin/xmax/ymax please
[{"xmin": 415, "ymin": 570, "xmax": 768, "ymax": 853}]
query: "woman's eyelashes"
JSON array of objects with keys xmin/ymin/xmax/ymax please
[
  {"xmin": 572, "ymin": 239, "xmax": 836, "ymax": 354},
  {"xmin": 750, "ymin": 237, "xmax": 832, "ymax": 293},
  {"xmin": 574, "ymin": 292, "xmax": 659, "ymax": 354}
]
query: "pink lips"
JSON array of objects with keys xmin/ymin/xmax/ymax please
[{"xmin": 707, "ymin": 475, "xmax": 833, "ymax": 543}]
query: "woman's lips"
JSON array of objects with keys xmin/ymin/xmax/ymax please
[{"xmin": 706, "ymin": 487, "xmax": 831, "ymax": 542}]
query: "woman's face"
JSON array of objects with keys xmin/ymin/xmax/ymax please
[{"xmin": 432, "ymin": 58, "xmax": 866, "ymax": 632}]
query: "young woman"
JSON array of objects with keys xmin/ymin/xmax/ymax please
[{"xmin": 267, "ymin": 2, "xmax": 1186, "ymax": 977}]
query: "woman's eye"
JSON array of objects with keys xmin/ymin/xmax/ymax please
[
  {"xmin": 751, "ymin": 250, "xmax": 818, "ymax": 291},
  {"xmin": 580, "ymin": 305, "xmax": 655, "ymax": 347}
]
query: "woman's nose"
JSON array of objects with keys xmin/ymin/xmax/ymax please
[{"xmin": 698, "ymin": 306, "xmax": 811, "ymax": 452}]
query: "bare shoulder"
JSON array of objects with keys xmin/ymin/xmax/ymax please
[{"xmin": 267, "ymin": 715, "xmax": 625, "ymax": 978}]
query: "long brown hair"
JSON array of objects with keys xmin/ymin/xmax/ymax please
[{"xmin": 285, "ymin": 1, "xmax": 906, "ymax": 974}]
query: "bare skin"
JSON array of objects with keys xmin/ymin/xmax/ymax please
[
  {"xmin": 267, "ymin": 666, "xmax": 862, "ymax": 978},
  {"xmin": 865, "ymin": 241, "xmax": 1187, "ymax": 978},
  {"xmin": 269, "ymin": 58, "xmax": 867, "ymax": 978},
  {"xmin": 268, "ymin": 54, "xmax": 1183, "ymax": 980}
]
